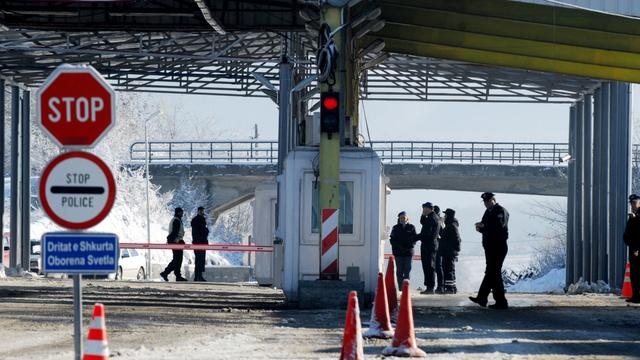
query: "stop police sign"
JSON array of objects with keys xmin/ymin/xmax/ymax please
[{"xmin": 37, "ymin": 65, "xmax": 115, "ymax": 148}]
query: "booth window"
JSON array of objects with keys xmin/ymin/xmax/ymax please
[{"xmin": 312, "ymin": 181, "xmax": 354, "ymax": 234}]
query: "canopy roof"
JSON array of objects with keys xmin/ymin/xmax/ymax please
[{"xmin": 0, "ymin": 0, "xmax": 637, "ymax": 102}]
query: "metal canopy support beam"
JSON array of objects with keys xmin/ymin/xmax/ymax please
[
  {"xmin": 574, "ymin": 99, "xmax": 584, "ymax": 283},
  {"xmin": 376, "ymin": 0, "xmax": 640, "ymax": 82},
  {"xmin": 608, "ymin": 82, "xmax": 632, "ymax": 288},
  {"xmin": 9, "ymin": 85, "xmax": 19, "ymax": 269},
  {"xmin": 599, "ymin": 83, "xmax": 610, "ymax": 282},
  {"xmin": 592, "ymin": 87, "xmax": 601, "ymax": 282},
  {"xmin": 20, "ymin": 90, "xmax": 30, "ymax": 271},
  {"xmin": 583, "ymin": 95, "xmax": 592, "ymax": 282},
  {"xmin": 566, "ymin": 104, "xmax": 576, "ymax": 286},
  {"xmin": 277, "ymin": 59, "xmax": 292, "ymax": 175}
]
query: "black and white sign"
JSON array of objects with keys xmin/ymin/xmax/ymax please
[{"xmin": 39, "ymin": 151, "xmax": 116, "ymax": 230}]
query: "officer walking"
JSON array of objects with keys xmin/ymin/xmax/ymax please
[
  {"xmin": 623, "ymin": 194, "xmax": 640, "ymax": 303},
  {"xmin": 160, "ymin": 207, "xmax": 188, "ymax": 282},
  {"xmin": 419, "ymin": 202, "xmax": 441, "ymax": 294},
  {"xmin": 440, "ymin": 208, "xmax": 461, "ymax": 294},
  {"xmin": 470, "ymin": 192, "xmax": 509, "ymax": 309},
  {"xmin": 390, "ymin": 211, "xmax": 418, "ymax": 289},
  {"xmin": 191, "ymin": 206, "xmax": 210, "ymax": 282}
]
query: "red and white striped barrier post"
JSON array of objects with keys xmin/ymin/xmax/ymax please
[{"xmin": 320, "ymin": 208, "xmax": 339, "ymax": 280}]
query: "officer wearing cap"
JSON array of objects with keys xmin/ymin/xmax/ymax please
[
  {"xmin": 390, "ymin": 211, "xmax": 418, "ymax": 289},
  {"xmin": 623, "ymin": 194, "xmax": 640, "ymax": 303},
  {"xmin": 469, "ymin": 192, "xmax": 510, "ymax": 309},
  {"xmin": 419, "ymin": 202, "xmax": 441, "ymax": 294}
]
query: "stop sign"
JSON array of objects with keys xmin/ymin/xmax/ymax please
[{"xmin": 37, "ymin": 65, "xmax": 115, "ymax": 148}]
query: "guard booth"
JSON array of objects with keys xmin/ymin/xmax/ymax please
[{"xmin": 275, "ymin": 147, "xmax": 387, "ymax": 304}]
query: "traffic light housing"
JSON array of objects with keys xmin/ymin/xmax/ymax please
[{"xmin": 320, "ymin": 92, "xmax": 340, "ymax": 133}]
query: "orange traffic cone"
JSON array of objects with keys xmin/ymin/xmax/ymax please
[
  {"xmin": 385, "ymin": 255, "xmax": 399, "ymax": 324},
  {"xmin": 340, "ymin": 291, "xmax": 364, "ymax": 360},
  {"xmin": 83, "ymin": 303, "xmax": 109, "ymax": 360},
  {"xmin": 363, "ymin": 273, "xmax": 394, "ymax": 339},
  {"xmin": 622, "ymin": 262, "xmax": 633, "ymax": 299},
  {"xmin": 382, "ymin": 280, "xmax": 427, "ymax": 358}
]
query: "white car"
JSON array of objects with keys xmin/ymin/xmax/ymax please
[{"xmin": 114, "ymin": 249, "xmax": 147, "ymax": 280}]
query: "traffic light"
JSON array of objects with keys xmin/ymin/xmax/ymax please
[{"xmin": 320, "ymin": 92, "xmax": 340, "ymax": 133}]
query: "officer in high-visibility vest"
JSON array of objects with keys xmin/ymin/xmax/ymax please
[{"xmin": 160, "ymin": 207, "xmax": 187, "ymax": 282}]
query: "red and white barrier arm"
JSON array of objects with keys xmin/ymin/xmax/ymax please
[
  {"xmin": 119, "ymin": 242, "xmax": 274, "ymax": 253},
  {"xmin": 384, "ymin": 254, "xmax": 422, "ymax": 261}
]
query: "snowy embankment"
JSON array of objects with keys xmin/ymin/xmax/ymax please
[{"xmin": 508, "ymin": 268, "xmax": 566, "ymax": 294}]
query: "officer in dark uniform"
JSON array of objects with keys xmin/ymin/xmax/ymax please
[
  {"xmin": 419, "ymin": 202, "xmax": 441, "ymax": 294},
  {"xmin": 440, "ymin": 208, "xmax": 461, "ymax": 294},
  {"xmin": 623, "ymin": 194, "xmax": 640, "ymax": 303},
  {"xmin": 191, "ymin": 206, "xmax": 210, "ymax": 282},
  {"xmin": 390, "ymin": 211, "xmax": 418, "ymax": 290},
  {"xmin": 470, "ymin": 192, "xmax": 509, "ymax": 309}
]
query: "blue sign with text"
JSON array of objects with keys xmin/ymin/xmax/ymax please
[{"xmin": 42, "ymin": 232, "xmax": 119, "ymax": 274}]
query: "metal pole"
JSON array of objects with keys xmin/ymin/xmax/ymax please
[
  {"xmin": 73, "ymin": 275, "xmax": 83, "ymax": 360},
  {"xmin": 617, "ymin": 82, "xmax": 632, "ymax": 289},
  {"xmin": 575, "ymin": 99, "xmax": 584, "ymax": 282},
  {"xmin": 592, "ymin": 88, "xmax": 601, "ymax": 282},
  {"xmin": 599, "ymin": 83, "xmax": 610, "ymax": 282},
  {"xmin": 21, "ymin": 90, "xmax": 30, "ymax": 271},
  {"xmin": 608, "ymin": 83, "xmax": 618, "ymax": 286},
  {"xmin": 566, "ymin": 105, "xmax": 576, "ymax": 286},
  {"xmin": 145, "ymin": 120, "xmax": 151, "ymax": 279},
  {"xmin": 9, "ymin": 86, "xmax": 19, "ymax": 268},
  {"xmin": 277, "ymin": 59, "xmax": 292, "ymax": 175},
  {"xmin": 583, "ymin": 94, "xmax": 592, "ymax": 282},
  {"xmin": 0, "ymin": 80, "xmax": 4, "ymax": 268}
]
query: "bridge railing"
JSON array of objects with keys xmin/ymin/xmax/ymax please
[
  {"xmin": 129, "ymin": 141, "xmax": 278, "ymax": 163},
  {"xmin": 370, "ymin": 141, "xmax": 568, "ymax": 165},
  {"xmin": 129, "ymin": 140, "xmax": 569, "ymax": 165},
  {"xmin": 130, "ymin": 140, "xmax": 640, "ymax": 166}
]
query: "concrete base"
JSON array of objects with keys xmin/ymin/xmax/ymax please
[
  {"xmin": 202, "ymin": 266, "xmax": 252, "ymax": 283},
  {"xmin": 297, "ymin": 280, "xmax": 365, "ymax": 309}
]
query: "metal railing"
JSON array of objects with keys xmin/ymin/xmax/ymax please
[
  {"xmin": 129, "ymin": 141, "xmax": 278, "ymax": 163},
  {"xmin": 129, "ymin": 140, "xmax": 591, "ymax": 166}
]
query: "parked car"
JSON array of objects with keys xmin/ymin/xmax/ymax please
[
  {"xmin": 29, "ymin": 239, "xmax": 42, "ymax": 274},
  {"xmin": 114, "ymin": 248, "xmax": 147, "ymax": 280}
]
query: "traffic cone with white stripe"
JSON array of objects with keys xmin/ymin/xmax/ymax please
[
  {"xmin": 622, "ymin": 262, "xmax": 633, "ymax": 299},
  {"xmin": 363, "ymin": 272, "xmax": 394, "ymax": 339},
  {"xmin": 385, "ymin": 255, "xmax": 399, "ymax": 324},
  {"xmin": 83, "ymin": 303, "xmax": 109, "ymax": 360},
  {"xmin": 382, "ymin": 280, "xmax": 427, "ymax": 358},
  {"xmin": 340, "ymin": 291, "xmax": 364, "ymax": 360}
]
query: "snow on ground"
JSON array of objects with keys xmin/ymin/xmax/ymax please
[{"xmin": 508, "ymin": 268, "xmax": 565, "ymax": 294}]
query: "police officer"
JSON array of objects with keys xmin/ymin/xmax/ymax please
[
  {"xmin": 470, "ymin": 192, "xmax": 509, "ymax": 309},
  {"xmin": 623, "ymin": 194, "xmax": 640, "ymax": 303},
  {"xmin": 191, "ymin": 206, "xmax": 210, "ymax": 282},
  {"xmin": 419, "ymin": 202, "xmax": 441, "ymax": 294},
  {"xmin": 441, "ymin": 208, "xmax": 461, "ymax": 294},
  {"xmin": 390, "ymin": 211, "xmax": 418, "ymax": 290},
  {"xmin": 433, "ymin": 205, "xmax": 446, "ymax": 294},
  {"xmin": 160, "ymin": 207, "xmax": 188, "ymax": 282}
]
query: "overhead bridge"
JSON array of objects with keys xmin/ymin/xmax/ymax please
[{"xmin": 125, "ymin": 140, "xmax": 609, "ymax": 218}]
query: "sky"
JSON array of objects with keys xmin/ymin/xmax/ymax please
[{"xmin": 140, "ymin": 84, "xmax": 639, "ymax": 272}]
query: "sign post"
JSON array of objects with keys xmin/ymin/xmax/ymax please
[{"xmin": 36, "ymin": 64, "xmax": 117, "ymax": 360}]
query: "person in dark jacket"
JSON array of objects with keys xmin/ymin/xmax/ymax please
[
  {"xmin": 419, "ymin": 202, "xmax": 441, "ymax": 294},
  {"xmin": 623, "ymin": 194, "xmax": 640, "ymax": 303},
  {"xmin": 390, "ymin": 211, "xmax": 418, "ymax": 289},
  {"xmin": 433, "ymin": 206, "xmax": 446, "ymax": 293},
  {"xmin": 191, "ymin": 206, "xmax": 210, "ymax": 282},
  {"xmin": 160, "ymin": 207, "xmax": 188, "ymax": 282},
  {"xmin": 470, "ymin": 192, "xmax": 509, "ymax": 309},
  {"xmin": 440, "ymin": 208, "xmax": 461, "ymax": 294}
]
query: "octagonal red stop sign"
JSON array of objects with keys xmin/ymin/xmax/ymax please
[{"xmin": 37, "ymin": 65, "xmax": 115, "ymax": 148}]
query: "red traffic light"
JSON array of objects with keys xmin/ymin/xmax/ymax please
[{"xmin": 323, "ymin": 96, "xmax": 339, "ymax": 110}]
